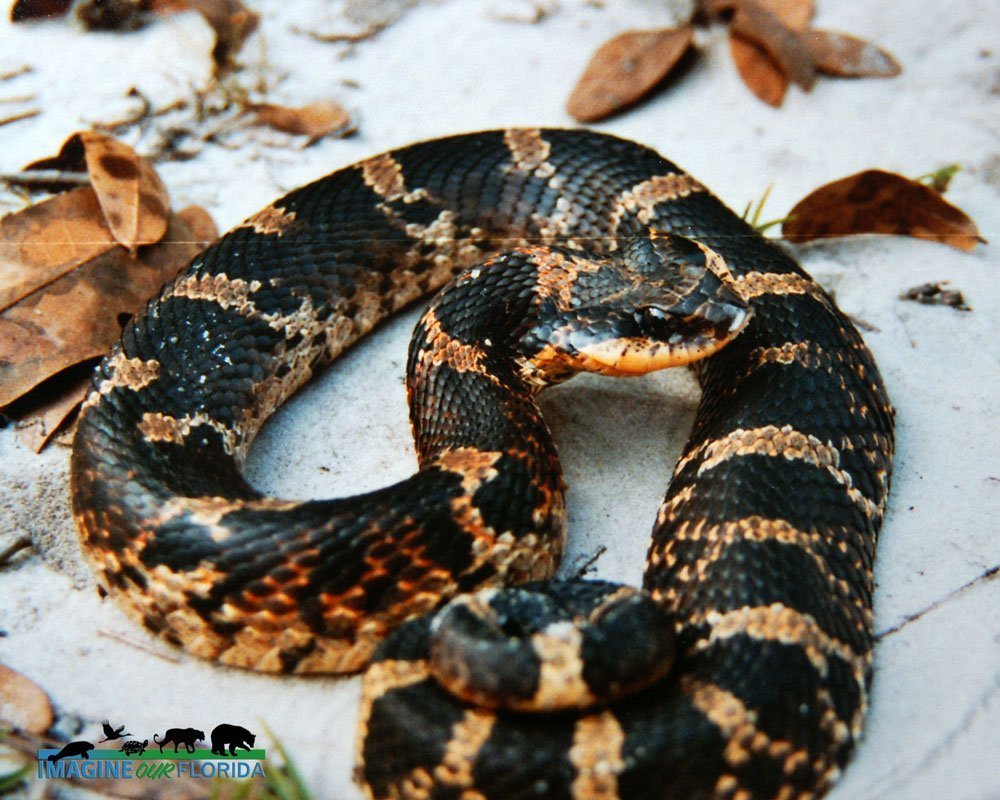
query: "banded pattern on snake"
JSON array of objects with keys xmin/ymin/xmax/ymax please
[{"xmin": 70, "ymin": 129, "xmax": 894, "ymax": 800}]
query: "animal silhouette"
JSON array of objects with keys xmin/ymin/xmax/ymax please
[
  {"xmin": 210, "ymin": 724, "xmax": 255, "ymax": 757},
  {"xmin": 99, "ymin": 720, "xmax": 131, "ymax": 742},
  {"xmin": 153, "ymin": 728, "xmax": 204, "ymax": 753},
  {"xmin": 48, "ymin": 741, "xmax": 94, "ymax": 762},
  {"xmin": 119, "ymin": 739, "xmax": 148, "ymax": 756}
]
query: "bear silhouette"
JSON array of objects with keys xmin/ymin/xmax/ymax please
[
  {"xmin": 48, "ymin": 741, "xmax": 94, "ymax": 762},
  {"xmin": 210, "ymin": 724, "xmax": 255, "ymax": 757},
  {"xmin": 154, "ymin": 728, "xmax": 205, "ymax": 753}
]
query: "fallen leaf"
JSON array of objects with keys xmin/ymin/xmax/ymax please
[
  {"xmin": 25, "ymin": 132, "xmax": 170, "ymax": 250},
  {"xmin": 14, "ymin": 366, "xmax": 93, "ymax": 452},
  {"xmin": 731, "ymin": 0, "xmax": 815, "ymax": 89},
  {"xmin": 782, "ymin": 170, "xmax": 984, "ymax": 251},
  {"xmin": 180, "ymin": 0, "xmax": 260, "ymax": 70},
  {"xmin": 0, "ymin": 210, "xmax": 208, "ymax": 409},
  {"xmin": 143, "ymin": 0, "xmax": 190, "ymax": 14},
  {"xmin": 567, "ymin": 25, "xmax": 694, "ymax": 122},
  {"xmin": 696, "ymin": 0, "xmax": 737, "ymax": 18},
  {"xmin": 78, "ymin": 131, "xmax": 170, "ymax": 250},
  {"xmin": 0, "ymin": 662, "xmax": 53, "ymax": 734},
  {"xmin": 9, "ymin": 0, "xmax": 72, "ymax": 21},
  {"xmin": 250, "ymin": 100, "xmax": 353, "ymax": 143},
  {"xmin": 0, "ymin": 187, "xmax": 118, "ymax": 312},
  {"xmin": 806, "ymin": 30, "xmax": 901, "ymax": 78},
  {"xmin": 730, "ymin": 33, "xmax": 789, "ymax": 106},
  {"xmin": 900, "ymin": 282, "xmax": 971, "ymax": 311},
  {"xmin": 75, "ymin": 0, "xmax": 146, "ymax": 30},
  {"xmin": 175, "ymin": 204, "xmax": 219, "ymax": 245},
  {"xmin": 749, "ymin": 0, "xmax": 813, "ymax": 32}
]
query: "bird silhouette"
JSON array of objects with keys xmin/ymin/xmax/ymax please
[{"xmin": 99, "ymin": 720, "xmax": 131, "ymax": 742}]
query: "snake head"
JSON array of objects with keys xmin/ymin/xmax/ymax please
[{"xmin": 525, "ymin": 234, "xmax": 751, "ymax": 380}]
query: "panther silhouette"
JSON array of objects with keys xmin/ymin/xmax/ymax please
[
  {"xmin": 48, "ymin": 741, "xmax": 94, "ymax": 762},
  {"xmin": 153, "ymin": 728, "xmax": 204, "ymax": 753},
  {"xmin": 210, "ymin": 724, "xmax": 255, "ymax": 757}
]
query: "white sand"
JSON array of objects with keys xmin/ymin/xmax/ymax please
[{"xmin": 1, "ymin": 1, "xmax": 998, "ymax": 798}]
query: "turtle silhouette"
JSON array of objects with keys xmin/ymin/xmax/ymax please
[
  {"xmin": 99, "ymin": 720, "xmax": 131, "ymax": 742},
  {"xmin": 119, "ymin": 739, "xmax": 148, "ymax": 757},
  {"xmin": 48, "ymin": 741, "xmax": 94, "ymax": 762}
]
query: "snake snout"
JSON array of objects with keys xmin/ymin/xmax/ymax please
[{"xmin": 427, "ymin": 581, "xmax": 677, "ymax": 713}]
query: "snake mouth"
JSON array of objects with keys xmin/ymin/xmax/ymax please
[{"xmin": 568, "ymin": 301, "xmax": 752, "ymax": 376}]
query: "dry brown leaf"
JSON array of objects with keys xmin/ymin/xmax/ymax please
[
  {"xmin": 78, "ymin": 131, "xmax": 170, "ymax": 250},
  {"xmin": 0, "ymin": 211, "xmax": 209, "ymax": 409},
  {"xmin": 696, "ymin": 0, "xmax": 737, "ymax": 18},
  {"xmin": 783, "ymin": 170, "xmax": 984, "ymax": 251},
  {"xmin": 749, "ymin": 0, "xmax": 813, "ymax": 32},
  {"xmin": 0, "ymin": 187, "xmax": 118, "ymax": 312},
  {"xmin": 10, "ymin": 0, "xmax": 72, "ymax": 21},
  {"xmin": 16, "ymin": 369, "xmax": 92, "ymax": 452},
  {"xmin": 900, "ymin": 281, "xmax": 971, "ymax": 311},
  {"xmin": 175, "ymin": 204, "xmax": 220, "ymax": 245},
  {"xmin": 0, "ymin": 662, "xmax": 53, "ymax": 734},
  {"xmin": 567, "ymin": 26, "xmax": 694, "ymax": 122},
  {"xmin": 731, "ymin": 1, "xmax": 815, "ymax": 90},
  {"xmin": 24, "ymin": 132, "xmax": 170, "ymax": 251},
  {"xmin": 730, "ymin": 33, "xmax": 789, "ymax": 106},
  {"xmin": 143, "ymin": 0, "xmax": 190, "ymax": 13},
  {"xmin": 250, "ymin": 100, "xmax": 354, "ymax": 143},
  {"xmin": 806, "ymin": 30, "xmax": 901, "ymax": 78},
  {"xmin": 180, "ymin": 0, "xmax": 260, "ymax": 70}
]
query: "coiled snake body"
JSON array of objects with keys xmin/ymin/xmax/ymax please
[{"xmin": 70, "ymin": 129, "xmax": 894, "ymax": 799}]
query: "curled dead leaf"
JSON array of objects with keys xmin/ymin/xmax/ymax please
[
  {"xmin": 250, "ymin": 101, "xmax": 354, "ymax": 143},
  {"xmin": 9, "ymin": 0, "xmax": 72, "ymax": 21},
  {"xmin": 0, "ymin": 203, "xmax": 211, "ymax": 409},
  {"xmin": 782, "ymin": 169, "xmax": 984, "ymax": 251},
  {"xmin": 78, "ymin": 131, "xmax": 170, "ymax": 250},
  {"xmin": 806, "ymin": 30, "xmax": 901, "ymax": 78},
  {"xmin": 24, "ymin": 132, "xmax": 170, "ymax": 251},
  {"xmin": 730, "ymin": 32, "xmax": 788, "ymax": 106},
  {"xmin": 180, "ymin": 0, "xmax": 260, "ymax": 70},
  {"xmin": 748, "ymin": 0, "xmax": 813, "ymax": 32},
  {"xmin": 0, "ymin": 662, "xmax": 53, "ymax": 734},
  {"xmin": 175, "ymin": 204, "xmax": 219, "ymax": 246},
  {"xmin": 900, "ymin": 282, "xmax": 971, "ymax": 311},
  {"xmin": 567, "ymin": 25, "xmax": 694, "ymax": 122},
  {"xmin": 730, "ymin": 1, "xmax": 815, "ymax": 90},
  {"xmin": 0, "ymin": 187, "xmax": 117, "ymax": 313},
  {"xmin": 14, "ymin": 366, "xmax": 93, "ymax": 452}
]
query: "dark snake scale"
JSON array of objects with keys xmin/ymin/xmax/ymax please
[{"xmin": 70, "ymin": 129, "xmax": 895, "ymax": 800}]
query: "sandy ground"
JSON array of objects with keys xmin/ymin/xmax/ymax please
[{"xmin": 1, "ymin": 0, "xmax": 998, "ymax": 798}]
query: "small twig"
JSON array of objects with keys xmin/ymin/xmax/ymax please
[
  {"xmin": 0, "ymin": 109, "xmax": 40, "ymax": 128},
  {"xmin": 0, "ymin": 537, "xmax": 32, "ymax": 568},
  {"xmin": 96, "ymin": 628, "xmax": 183, "ymax": 663},
  {"xmin": 291, "ymin": 21, "xmax": 388, "ymax": 44},
  {"xmin": 0, "ymin": 169, "xmax": 90, "ymax": 189},
  {"xmin": 571, "ymin": 545, "xmax": 608, "ymax": 579},
  {"xmin": 0, "ymin": 94, "xmax": 36, "ymax": 105},
  {"xmin": 0, "ymin": 65, "xmax": 32, "ymax": 82}
]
